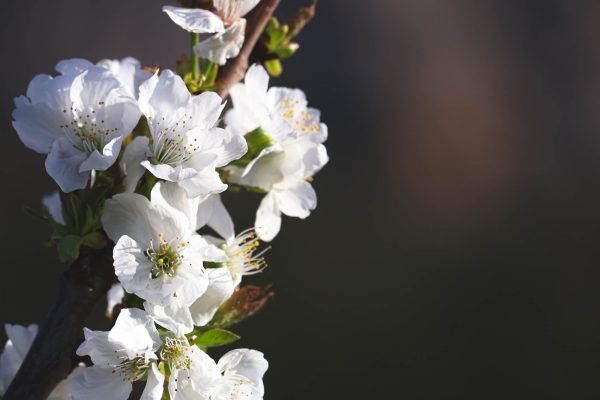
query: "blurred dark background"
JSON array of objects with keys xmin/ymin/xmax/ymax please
[{"xmin": 2, "ymin": 0, "xmax": 600, "ymax": 398}]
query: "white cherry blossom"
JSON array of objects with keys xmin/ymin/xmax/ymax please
[
  {"xmin": 126, "ymin": 69, "xmax": 246, "ymax": 198},
  {"xmin": 162, "ymin": 1, "xmax": 260, "ymax": 65},
  {"xmin": 102, "ymin": 186, "xmax": 220, "ymax": 309},
  {"xmin": 211, "ymin": 349, "xmax": 268, "ymax": 400},
  {"xmin": 71, "ymin": 309, "xmax": 162, "ymax": 400},
  {"xmin": 12, "ymin": 64, "xmax": 141, "ymax": 192},
  {"xmin": 225, "ymin": 64, "xmax": 329, "ymax": 241}
]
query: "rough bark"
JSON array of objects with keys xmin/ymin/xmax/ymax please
[{"xmin": 3, "ymin": 248, "xmax": 114, "ymax": 400}]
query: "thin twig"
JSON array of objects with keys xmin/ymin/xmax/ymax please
[
  {"xmin": 216, "ymin": 0, "xmax": 280, "ymax": 98},
  {"xmin": 3, "ymin": 248, "xmax": 114, "ymax": 400}
]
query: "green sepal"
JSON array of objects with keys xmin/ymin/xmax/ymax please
[
  {"xmin": 229, "ymin": 127, "xmax": 273, "ymax": 168},
  {"xmin": 81, "ymin": 231, "xmax": 108, "ymax": 249},
  {"xmin": 57, "ymin": 235, "xmax": 83, "ymax": 264},
  {"xmin": 265, "ymin": 59, "xmax": 283, "ymax": 77},
  {"xmin": 189, "ymin": 328, "xmax": 240, "ymax": 350}
]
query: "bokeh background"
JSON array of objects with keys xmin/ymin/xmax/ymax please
[{"xmin": 2, "ymin": 0, "xmax": 600, "ymax": 398}]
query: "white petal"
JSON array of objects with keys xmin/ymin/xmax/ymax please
[
  {"xmin": 105, "ymin": 283, "xmax": 125, "ymax": 319},
  {"xmin": 302, "ymin": 143, "xmax": 329, "ymax": 178},
  {"xmin": 0, "ymin": 324, "xmax": 37, "ymax": 394},
  {"xmin": 147, "ymin": 200, "xmax": 191, "ymax": 242},
  {"xmin": 193, "ymin": 19, "xmax": 246, "ymax": 66},
  {"xmin": 48, "ymin": 363, "xmax": 86, "ymax": 400},
  {"xmin": 140, "ymin": 363, "xmax": 164, "ymax": 400},
  {"xmin": 12, "ymin": 100, "xmax": 66, "ymax": 154},
  {"xmin": 121, "ymin": 136, "xmax": 151, "ymax": 193},
  {"xmin": 214, "ymin": 0, "xmax": 260, "ymax": 21},
  {"xmin": 26, "ymin": 73, "xmax": 74, "ymax": 108},
  {"xmin": 245, "ymin": 64, "xmax": 270, "ymax": 99},
  {"xmin": 108, "ymin": 308, "xmax": 161, "ymax": 357},
  {"xmin": 138, "ymin": 70, "xmax": 191, "ymax": 119},
  {"xmin": 70, "ymin": 367, "xmax": 132, "ymax": 400},
  {"xmin": 79, "ymin": 136, "xmax": 123, "ymax": 172},
  {"xmin": 177, "ymin": 165, "xmax": 227, "ymax": 199},
  {"xmin": 144, "ymin": 300, "xmax": 194, "ymax": 337},
  {"xmin": 197, "ymin": 195, "xmax": 235, "ymax": 241},
  {"xmin": 255, "ymin": 192, "xmax": 281, "ymax": 242},
  {"xmin": 189, "ymin": 91, "xmax": 225, "ymax": 129},
  {"xmin": 274, "ymin": 180, "xmax": 316, "ymax": 219},
  {"xmin": 189, "ymin": 267, "xmax": 236, "ymax": 326},
  {"xmin": 45, "ymin": 137, "xmax": 89, "ymax": 192},
  {"xmin": 218, "ymin": 349, "xmax": 268, "ymax": 394},
  {"xmin": 162, "ymin": 5, "xmax": 224, "ymax": 34},
  {"xmin": 113, "ymin": 235, "xmax": 153, "ymax": 294},
  {"xmin": 102, "ymin": 193, "xmax": 152, "ymax": 244},
  {"xmin": 76, "ymin": 329, "xmax": 119, "ymax": 366},
  {"xmin": 55, "ymin": 58, "xmax": 95, "ymax": 75},
  {"xmin": 239, "ymin": 145, "xmax": 285, "ymax": 191},
  {"xmin": 151, "ymin": 181, "xmax": 200, "ymax": 228},
  {"xmin": 42, "ymin": 191, "xmax": 65, "ymax": 225},
  {"xmin": 177, "ymin": 346, "xmax": 220, "ymax": 399}
]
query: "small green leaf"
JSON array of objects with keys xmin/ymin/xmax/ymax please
[
  {"xmin": 191, "ymin": 328, "xmax": 240, "ymax": 349},
  {"xmin": 57, "ymin": 235, "xmax": 83, "ymax": 264}
]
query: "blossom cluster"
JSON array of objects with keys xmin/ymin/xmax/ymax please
[{"xmin": 0, "ymin": 1, "xmax": 327, "ymax": 399}]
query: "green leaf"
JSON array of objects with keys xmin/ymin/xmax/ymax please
[
  {"xmin": 57, "ymin": 235, "xmax": 83, "ymax": 264},
  {"xmin": 191, "ymin": 328, "xmax": 240, "ymax": 350}
]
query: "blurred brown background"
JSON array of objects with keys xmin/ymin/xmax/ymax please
[{"xmin": 2, "ymin": 0, "xmax": 600, "ymax": 398}]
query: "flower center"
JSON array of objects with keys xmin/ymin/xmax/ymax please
[
  {"xmin": 148, "ymin": 113, "xmax": 201, "ymax": 166},
  {"xmin": 160, "ymin": 337, "xmax": 192, "ymax": 371},
  {"xmin": 224, "ymin": 229, "xmax": 269, "ymax": 280},
  {"xmin": 60, "ymin": 102, "xmax": 118, "ymax": 154},
  {"xmin": 111, "ymin": 355, "xmax": 151, "ymax": 382},
  {"xmin": 277, "ymin": 95, "xmax": 319, "ymax": 135},
  {"xmin": 146, "ymin": 234, "xmax": 187, "ymax": 279}
]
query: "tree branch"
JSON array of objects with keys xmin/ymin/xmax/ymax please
[
  {"xmin": 216, "ymin": 0, "xmax": 280, "ymax": 98},
  {"xmin": 3, "ymin": 247, "xmax": 114, "ymax": 400}
]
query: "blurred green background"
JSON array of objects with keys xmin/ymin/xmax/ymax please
[{"xmin": 2, "ymin": 0, "xmax": 600, "ymax": 398}]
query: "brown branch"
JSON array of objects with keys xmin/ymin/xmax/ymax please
[
  {"xmin": 216, "ymin": 0, "xmax": 280, "ymax": 98},
  {"xmin": 3, "ymin": 247, "xmax": 114, "ymax": 400}
]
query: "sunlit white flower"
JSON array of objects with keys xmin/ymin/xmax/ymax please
[
  {"xmin": 159, "ymin": 334, "xmax": 221, "ymax": 400},
  {"xmin": 12, "ymin": 64, "xmax": 141, "ymax": 192},
  {"xmin": 0, "ymin": 324, "xmax": 85, "ymax": 399},
  {"xmin": 163, "ymin": 1, "xmax": 260, "ymax": 65},
  {"xmin": 152, "ymin": 182, "xmax": 267, "ymax": 326},
  {"xmin": 71, "ymin": 309, "xmax": 162, "ymax": 400},
  {"xmin": 225, "ymin": 65, "xmax": 329, "ymax": 241},
  {"xmin": 190, "ymin": 229, "xmax": 268, "ymax": 326},
  {"xmin": 73, "ymin": 309, "xmax": 221, "ymax": 400},
  {"xmin": 102, "ymin": 183, "xmax": 220, "ymax": 310},
  {"xmin": 125, "ymin": 70, "xmax": 246, "ymax": 198},
  {"xmin": 211, "ymin": 349, "xmax": 268, "ymax": 400}
]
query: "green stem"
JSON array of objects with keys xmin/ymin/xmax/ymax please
[{"xmin": 191, "ymin": 32, "xmax": 200, "ymax": 80}]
